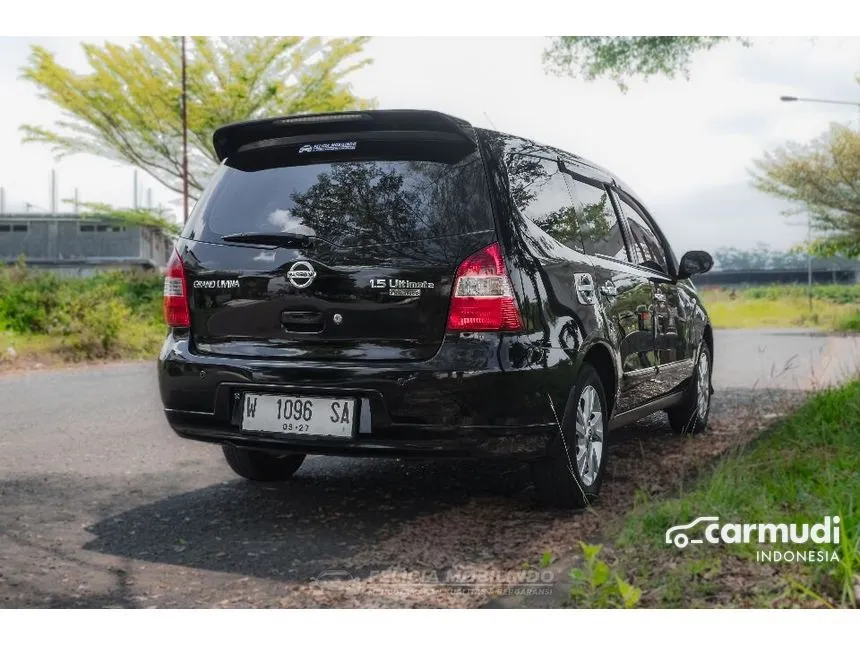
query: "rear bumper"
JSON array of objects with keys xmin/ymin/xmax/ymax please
[
  {"xmin": 165, "ymin": 409, "xmax": 551, "ymax": 458},
  {"xmin": 158, "ymin": 332, "xmax": 559, "ymax": 458}
]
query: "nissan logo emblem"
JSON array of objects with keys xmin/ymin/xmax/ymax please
[{"xmin": 287, "ymin": 261, "xmax": 316, "ymax": 289}]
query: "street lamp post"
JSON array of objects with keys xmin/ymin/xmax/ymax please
[
  {"xmin": 780, "ymin": 95, "xmax": 860, "ymax": 129},
  {"xmin": 779, "ymin": 95, "xmax": 860, "ymax": 312},
  {"xmin": 780, "ymin": 96, "xmax": 860, "ymax": 107}
]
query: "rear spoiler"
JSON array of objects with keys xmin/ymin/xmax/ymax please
[{"xmin": 213, "ymin": 110, "xmax": 477, "ymax": 162}]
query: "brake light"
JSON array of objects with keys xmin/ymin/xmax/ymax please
[
  {"xmin": 163, "ymin": 250, "xmax": 190, "ymax": 327},
  {"xmin": 446, "ymin": 242, "xmax": 523, "ymax": 332}
]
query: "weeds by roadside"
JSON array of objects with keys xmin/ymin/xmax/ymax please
[
  {"xmin": 567, "ymin": 543, "xmax": 642, "ymax": 608},
  {"xmin": 589, "ymin": 380, "xmax": 860, "ymax": 608},
  {"xmin": 701, "ymin": 284, "xmax": 860, "ymax": 332},
  {"xmin": 0, "ymin": 261, "xmax": 164, "ymax": 365}
]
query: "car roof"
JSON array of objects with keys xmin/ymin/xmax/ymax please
[
  {"xmin": 212, "ymin": 109, "xmax": 645, "ymax": 205},
  {"xmin": 472, "ymin": 126, "xmax": 642, "ymax": 199}
]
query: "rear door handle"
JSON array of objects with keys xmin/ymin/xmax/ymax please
[
  {"xmin": 281, "ymin": 309, "xmax": 324, "ymax": 332},
  {"xmin": 574, "ymin": 273, "xmax": 596, "ymax": 305}
]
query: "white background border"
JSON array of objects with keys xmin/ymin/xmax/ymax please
[{"xmin": 2, "ymin": 1, "xmax": 860, "ymax": 36}]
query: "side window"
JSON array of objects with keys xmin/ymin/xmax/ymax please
[
  {"xmin": 615, "ymin": 192, "xmax": 668, "ymax": 273},
  {"xmin": 567, "ymin": 178, "xmax": 629, "ymax": 262},
  {"xmin": 509, "ymin": 155, "xmax": 583, "ymax": 252}
]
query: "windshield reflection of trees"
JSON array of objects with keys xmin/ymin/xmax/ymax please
[
  {"xmin": 497, "ymin": 142, "xmax": 611, "ymax": 255},
  {"xmin": 286, "ymin": 158, "xmax": 493, "ymax": 265}
]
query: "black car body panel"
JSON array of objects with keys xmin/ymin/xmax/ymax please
[{"xmin": 158, "ymin": 109, "xmax": 712, "ymax": 459}]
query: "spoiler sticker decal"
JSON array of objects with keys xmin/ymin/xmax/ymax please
[{"xmin": 298, "ymin": 141, "xmax": 358, "ymax": 154}]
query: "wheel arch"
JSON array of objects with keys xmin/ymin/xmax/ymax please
[
  {"xmin": 702, "ymin": 323, "xmax": 714, "ymax": 366},
  {"xmin": 579, "ymin": 340, "xmax": 618, "ymax": 417}
]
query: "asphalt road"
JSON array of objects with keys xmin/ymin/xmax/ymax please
[{"xmin": 1, "ymin": 329, "xmax": 858, "ymax": 607}]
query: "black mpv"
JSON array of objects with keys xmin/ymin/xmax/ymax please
[{"xmin": 158, "ymin": 110, "xmax": 715, "ymax": 508}]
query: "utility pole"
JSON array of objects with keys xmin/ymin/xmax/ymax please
[
  {"xmin": 50, "ymin": 169, "xmax": 57, "ymax": 214},
  {"xmin": 133, "ymin": 170, "xmax": 139, "ymax": 208},
  {"xmin": 181, "ymin": 35, "xmax": 189, "ymax": 224},
  {"xmin": 807, "ymin": 217, "xmax": 813, "ymax": 312},
  {"xmin": 147, "ymin": 188, "xmax": 153, "ymax": 211},
  {"xmin": 73, "ymin": 188, "xmax": 79, "ymax": 214},
  {"xmin": 0, "ymin": 187, "xmax": 5, "ymax": 214}
]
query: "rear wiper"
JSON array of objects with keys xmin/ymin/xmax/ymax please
[{"xmin": 221, "ymin": 232, "xmax": 319, "ymax": 249}]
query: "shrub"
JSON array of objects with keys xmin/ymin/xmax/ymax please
[
  {"xmin": 568, "ymin": 542, "xmax": 642, "ymax": 609},
  {"xmin": 0, "ymin": 266, "xmax": 65, "ymax": 333},
  {"xmin": 49, "ymin": 286, "xmax": 133, "ymax": 359},
  {"xmin": 837, "ymin": 310, "xmax": 860, "ymax": 332},
  {"xmin": 0, "ymin": 265, "xmax": 164, "ymax": 361}
]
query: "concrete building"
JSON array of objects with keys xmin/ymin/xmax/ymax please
[{"xmin": 0, "ymin": 212, "xmax": 174, "ymax": 276}]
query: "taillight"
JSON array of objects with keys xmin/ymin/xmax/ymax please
[
  {"xmin": 446, "ymin": 242, "xmax": 523, "ymax": 332},
  {"xmin": 163, "ymin": 249, "xmax": 190, "ymax": 327}
]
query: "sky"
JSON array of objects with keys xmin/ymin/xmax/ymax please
[{"xmin": 0, "ymin": 36, "xmax": 859, "ymax": 256}]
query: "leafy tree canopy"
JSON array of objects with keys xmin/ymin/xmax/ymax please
[
  {"xmin": 20, "ymin": 37, "xmax": 375, "ymax": 199},
  {"xmin": 543, "ymin": 37, "xmax": 744, "ymax": 91},
  {"xmin": 751, "ymin": 123, "xmax": 860, "ymax": 258}
]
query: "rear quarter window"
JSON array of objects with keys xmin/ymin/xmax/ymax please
[
  {"xmin": 568, "ymin": 179, "xmax": 629, "ymax": 262},
  {"xmin": 508, "ymin": 155, "xmax": 584, "ymax": 253}
]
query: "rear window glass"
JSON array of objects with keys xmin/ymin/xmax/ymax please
[{"xmin": 183, "ymin": 151, "xmax": 494, "ymax": 248}]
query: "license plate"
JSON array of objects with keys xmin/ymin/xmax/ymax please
[{"xmin": 241, "ymin": 393, "xmax": 355, "ymax": 438}]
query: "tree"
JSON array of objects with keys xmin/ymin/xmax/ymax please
[
  {"xmin": 543, "ymin": 37, "xmax": 745, "ymax": 91},
  {"xmin": 751, "ymin": 124, "xmax": 860, "ymax": 257},
  {"xmin": 711, "ymin": 244, "xmax": 808, "ymax": 271},
  {"xmin": 20, "ymin": 37, "xmax": 374, "ymax": 200}
]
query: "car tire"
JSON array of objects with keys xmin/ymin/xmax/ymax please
[
  {"xmin": 222, "ymin": 445, "xmax": 306, "ymax": 482},
  {"xmin": 532, "ymin": 363, "xmax": 608, "ymax": 509},
  {"xmin": 667, "ymin": 342, "xmax": 713, "ymax": 435}
]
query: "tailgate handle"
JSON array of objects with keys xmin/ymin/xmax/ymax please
[{"xmin": 281, "ymin": 309, "xmax": 324, "ymax": 331}]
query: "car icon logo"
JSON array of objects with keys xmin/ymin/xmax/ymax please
[
  {"xmin": 311, "ymin": 569, "xmax": 356, "ymax": 584},
  {"xmin": 665, "ymin": 516, "xmax": 720, "ymax": 549},
  {"xmin": 287, "ymin": 261, "xmax": 316, "ymax": 289}
]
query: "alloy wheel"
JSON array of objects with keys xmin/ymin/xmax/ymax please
[
  {"xmin": 696, "ymin": 352, "xmax": 711, "ymax": 419},
  {"xmin": 574, "ymin": 385, "xmax": 604, "ymax": 486}
]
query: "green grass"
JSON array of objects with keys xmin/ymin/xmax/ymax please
[
  {"xmin": 701, "ymin": 284, "xmax": 860, "ymax": 332},
  {"xmin": 608, "ymin": 381, "xmax": 860, "ymax": 607},
  {"xmin": 0, "ymin": 262, "xmax": 164, "ymax": 364}
]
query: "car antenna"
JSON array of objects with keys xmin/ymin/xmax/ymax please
[{"xmin": 483, "ymin": 112, "xmax": 497, "ymax": 129}]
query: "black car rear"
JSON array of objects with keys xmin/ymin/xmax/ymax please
[
  {"xmin": 159, "ymin": 111, "xmax": 554, "ymax": 455},
  {"xmin": 158, "ymin": 109, "xmax": 715, "ymax": 508}
]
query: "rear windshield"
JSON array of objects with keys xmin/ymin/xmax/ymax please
[{"xmin": 183, "ymin": 148, "xmax": 494, "ymax": 249}]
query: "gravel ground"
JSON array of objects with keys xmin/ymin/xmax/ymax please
[{"xmin": 0, "ymin": 330, "xmax": 854, "ymax": 608}]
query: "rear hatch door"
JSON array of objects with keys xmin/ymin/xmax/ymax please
[{"xmin": 182, "ymin": 113, "xmax": 497, "ymax": 361}]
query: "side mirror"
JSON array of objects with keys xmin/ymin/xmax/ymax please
[{"xmin": 677, "ymin": 250, "xmax": 713, "ymax": 280}]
